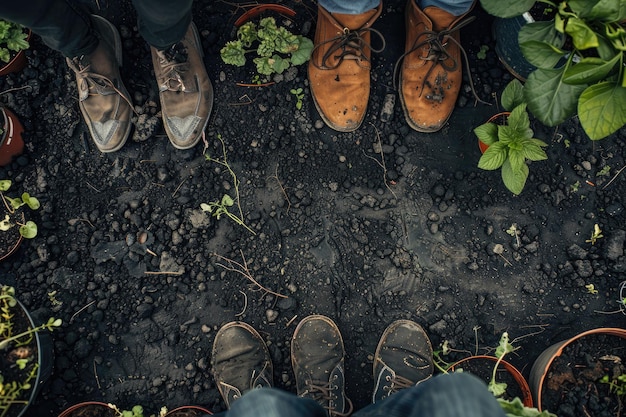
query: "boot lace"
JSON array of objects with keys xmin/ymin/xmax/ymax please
[
  {"xmin": 156, "ymin": 42, "xmax": 190, "ymax": 92},
  {"xmin": 393, "ymin": 15, "xmax": 488, "ymax": 105},
  {"xmin": 312, "ymin": 26, "xmax": 386, "ymax": 70},
  {"xmin": 381, "ymin": 373, "xmax": 414, "ymax": 398},
  {"xmin": 303, "ymin": 376, "xmax": 354, "ymax": 417},
  {"xmin": 67, "ymin": 56, "xmax": 134, "ymax": 109}
]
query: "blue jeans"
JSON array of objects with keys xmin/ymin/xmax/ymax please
[
  {"xmin": 318, "ymin": 0, "xmax": 474, "ymax": 15},
  {"xmin": 0, "ymin": 0, "xmax": 192, "ymax": 57},
  {"xmin": 212, "ymin": 373, "xmax": 506, "ymax": 417}
]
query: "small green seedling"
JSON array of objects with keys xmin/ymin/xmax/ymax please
[
  {"xmin": 109, "ymin": 404, "xmax": 145, "ymax": 417},
  {"xmin": 221, "ymin": 17, "xmax": 313, "ymax": 76},
  {"xmin": 585, "ymin": 283, "xmax": 599, "ymax": 294},
  {"xmin": 202, "ymin": 134, "xmax": 256, "ymax": 235},
  {"xmin": 0, "ymin": 179, "xmax": 40, "ymax": 239},
  {"xmin": 597, "ymin": 165, "xmax": 611, "ymax": 177},
  {"xmin": 433, "ymin": 340, "xmax": 452, "ymax": 373},
  {"xmin": 600, "ymin": 373, "xmax": 626, "ymax": 397},
  {"xmin": 0, "ymin": 20, "xmax": 29, "ymax": 63},
  {"xmin": 570, "ymin": 180, "xmax": 580, "ymax": 193},
  {"xmin": 585, "ymin": 223, "xmax": 603, "ymax": 245},
  {"xmin": 290, "ymin": 87, "xmax": 304, "ymax": 110},
  {"xmin": 477, "ymin": 44, "xmax": 489, "ymax": 59}
]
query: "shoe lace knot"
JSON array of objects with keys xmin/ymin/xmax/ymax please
[
  {"xmin": 313, "ymin": 26, "xmax": 386, "ymax": 70},
  {"xmin": 67, "ymin": 56, "xmax": 135, "ymax": 112},
  {"xmin": 157, "ymin": 42, "xmax": 190, "ymax": 92},
  {"xmin": 304, "ymin": 375, "xmax": 354, "ymax": 417},
  {"xmin": 393, "ymin": 15, "xmax": 489, "ymax": 105}
]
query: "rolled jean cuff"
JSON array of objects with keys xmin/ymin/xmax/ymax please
[
  {"xmin": 418, "ymin": 0, "xmax": 474, "ymax": 15},
  {"xmin": 317, "ymin": 0, "xmax": 381, "ymax": 14}
]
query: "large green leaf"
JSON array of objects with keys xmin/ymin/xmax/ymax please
[
  {"xmin": 525, "ymin": 68, "xmax": 587, "ymax": 126},
  {"xmin": 501, "ymin": 158, "xmax": 529, "ymax": 195},
  {"xmin": 474, "ymin": 122, "xmax": 499, "ymax": 145},
  {"xmin": 520, "ymin": 40, "xmax": 566, "ymax": 68},
  {"xmin": 519, "ymin": 21, "xmax": 564, "ymax": 47},
  {"xmin": 523, "ymin": 139, "xmax": 549, "ymax": 161},
  {"xmin": 580, "ymin": 0, "xmax": 623, "ymax": 21},
  {"xmin": 578, "ymin": 81, "xmax": 626, "ymax": 139},
  {"xmin": 478, "ymin": 141, "xmax": 508, "ymax": 170},
  {"xmin": 501, "ymin": 79, "xmax": 525, "ymax": 111},
  {"xmin": 565, "ymin": 17, "xmax": 599, "ymax": 50},
  {"xmin": 563, "ymin": 55, "xmax": 621, "ymax": 84},
  {"xmin": 479, "ymin": 0, "xmax": 534, "ymax": 18}
]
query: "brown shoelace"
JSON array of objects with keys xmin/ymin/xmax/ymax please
[
  {"xmin": 393, "ymin": 16, "xmax": 489, "ymax": 105},
  {"xmin": 303, "ymin": 377, "xmax": 354, "ymax": 417},
  {"xmin": 312, "ymin": 26, "xmax": 386, "ymax": 70},
  {"xmin": 156, "ymin": 43, "xmax": 190, "ymax": 92}
]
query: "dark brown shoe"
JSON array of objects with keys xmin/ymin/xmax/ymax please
[
  {"xmin": 291, "ymin": 315, "xmax": 353, "ymax": 417},
  {"xmin": 398, "ymin": 0, "xmax": 474, "ymax": 132},
  {"xmin": 372, "ymin": 319, "xmax": 433, "ymax": 403},
  {"xmin": 151, "ymin": 22, "xmax": 213, "ymax": 149},
  {"xmin": 308, "ymin": 4, "xmax": 383, "ymax": 132},
  {"xmin": 66, "ymin": 15, "xmax": 133, "ymax": 153},
  {"xmin": 211, "ymin": 321, "xmax": 273, "ymax": 408}
]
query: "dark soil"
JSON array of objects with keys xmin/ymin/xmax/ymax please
[
  {"xmin": 0, "ymin": 0, "xmax": 625, "ymax": 416},
  {"xmin": 541, "ymin": 333, "xmax": 626, "ymax": 417}
]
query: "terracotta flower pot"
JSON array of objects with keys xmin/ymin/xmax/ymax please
[
  {"xmin": 165, "ymin": 405, "xmax": 213, "ymax": 416},
  {"xmin": 528, "ymin": 327, "xmax": 626, "ymax": 413},
  {"xmin": 0, "ymin": 107, "xmax": 25, "ymax": 167},
  {"xmin": 448, "ymin": 355, "xmax": 534, "ymax": 407},
  {"xmin": 234, "ymin": 4, "xmax": 296, "ymax": 27},
  {"xmin": 0, "ymin": 29, "xmax": 32, "ymax": 76},
  {"xmin": 478, "ymin": 112, "xmax": 510, "ymax": 154},
  {"xmin": 57, "ymin": 402, "xmax": 115, "ymax": 417}
]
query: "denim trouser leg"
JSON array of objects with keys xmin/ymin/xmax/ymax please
[
  {"xmin": 318, "ymin": 0, "xmax": 473, "ymax": 16},
  {"xmin": 211, "ymin": 388, "xmax": 328, "ymax": 417},
  {"xmin": 131, "ymin": 0, "xmax": 193, "ymax": 50},
  {"xmin": 0, "ymin": 0, "xmax": 96, "ymax": 58},
  {"xmin": 211, "ymin": 373, "xmax": 505, "ymax": 417},
  {"xmin": 354, "ymin": 373, "xmax": 506, "ymax": 417}
]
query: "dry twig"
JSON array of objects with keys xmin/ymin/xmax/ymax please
[{"xmin": 214, "ymin": 250, "xmax": 288, "ymax": 299}]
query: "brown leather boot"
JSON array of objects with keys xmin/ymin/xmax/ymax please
[
  {"xmin": 399, "ymin": 0, "xmax": 474, "ymax": 132},
  {"xmin": 151, "ymin": 22, "xmax": 213, "ymax": 150},
  {"xmin": 308, "ymin": 4, "xmax": 383, "ymax": 132},
  {"xmin": 66, "ymin": 15, "xmax": 133, "ymax": 153}
]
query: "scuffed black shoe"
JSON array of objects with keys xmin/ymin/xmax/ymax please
[
  {"xmin": 291, "ymin": 315, "xmax": 353, "ymax": 417},
  {"xmin": 372, "ymin": 319, "xmax": 433, "ymax": 403},
  {"xmin": 211, "ymin": 321, "xmax": 273, "ymax": 408}
]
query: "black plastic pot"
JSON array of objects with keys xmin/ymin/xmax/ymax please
[{"xmin": 493, "ymin": 15, "xmax": 536, "ymax": 81}]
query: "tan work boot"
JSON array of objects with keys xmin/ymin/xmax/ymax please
[
  {"xmin": 399, "ymin": 0, "xmax": 474, "ymax": 132},
  {"xmin": 66, "ymin": 15, "xmax": 133, "ymax": 153},
  {"xmin": 308, "ymin": 4, "xmax": 383, "ymax": 132},
  {"xmin": 151, "ymin": 22, "xmax": 213, "ymax": 150}
]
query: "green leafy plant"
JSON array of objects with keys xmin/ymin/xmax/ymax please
[
  {"xmin": 475, "ymin": 80, "xmax": 548, "ymax": 195},
  {"xmin": 0, "ymin": 20, "xmax": 29, "ymax": 64},
  {"xmin": 290, "ymin": 87, "xmax": 304, "ymax": 110},
  {"xmin": 489, "ymin": 333, "xmax": 557, "ymax": 417},
  {"xmin": 0, "ymin": 180, "xmax": 39, "ymax": 239},
  {"xmin": 479, "ymin": 0, "xmax": 626, "ymax": 140},
  {"xmin": 0, "ymin": 285, "xmax": 61, "ymax": 417},
  {"xmin": 202, "ymin": 134, "xmax": 256, "ymax": 235},
  {"xmin": 221, "ymin": 17, "xmax": 313, "ymax": 76}
]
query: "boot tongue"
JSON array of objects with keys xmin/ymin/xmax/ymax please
[
  {"xmin": 330, "ymin": 7, "xmax": 380, "ymax": 30},
  {"xmin": 423, "ymin": 6, "xmax": 457, "ymax": 31}
]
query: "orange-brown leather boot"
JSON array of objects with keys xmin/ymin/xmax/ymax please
[
  {"xmin": 308, "ymin": 4, "xmax": 383, "ymax": 132},
  {"xmin": 399, "ymin": 0, "xmax": 474, "ymax": 132}
]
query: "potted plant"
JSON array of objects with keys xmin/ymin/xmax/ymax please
[
  {"xmin": 0, "ymin": 180, "xmax": 39, "ymax": 262},
  {"xmin": 0, "ymin": 107, "xmax": 25, "ymax": 167},
  {"xmin": 528, "ymin": 327, "xmax": 626, "ymax": 414},
  {"xmin": 220, "ymin": 15, "xmax": 313, "ymax": 79},
  {"xmin": 58, "ymin": 403, "xmax": 212, "ymax": 417},
  {"xmin": 436, "ymin": 333, "xmax": 553, "ymax": 416},
  {"xmin": 480, "ymin": 0, "xmax": 626, "ymax": 140},
  {"xmin": 474, "ymin": 79, "xmax": 549, "ymax": 195},
  {"xmin": 0, "ymin": 20, "xmax": 30, "ymax": 76},
  {"xmin": 0, "ymin": 285, "xmax": 61, "ymax": 417}
]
